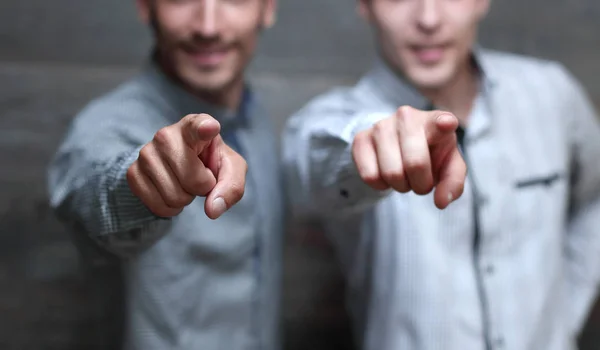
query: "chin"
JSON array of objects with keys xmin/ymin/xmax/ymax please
[
  {"xmin": 405, "ymin": 66, "xmax": 455, "ymax": 92},
  {"xmin": 410, "ymin": 76, "xmax": 450, "ymax": 91},
  {"xmin": 182, "ymin": 69, "xmax": 234, "ymax": 94}
]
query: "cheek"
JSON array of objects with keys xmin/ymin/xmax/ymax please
[
  {"xmin": 240, "ymin": 34, "xmax": 258, "ymax": 57},
  {"xmin": 154, "ymin": 21, "xmax": 184, "ymax": 52},
  {"xmin": 234, "ymin": 25, "xmax": 261, "ymax": 59},
  {"xmin": 377, "ymin": 25, "xmax": 408, "ymax": 59},
  {"xmin": 448, "ymin": 11, "xmax": 479, "ymax": 45}
]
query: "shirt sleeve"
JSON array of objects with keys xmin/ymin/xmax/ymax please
[
  {"xmin": 554, "ymin": 63, "xmax": 600, "ymax": 335},
  {"xmin": 282, "ymin": 91, "xmax": 393, "ymax": 220},
  {"xmin": 48, "ymin": 99, "xmax": 171, "ymax": 258}
]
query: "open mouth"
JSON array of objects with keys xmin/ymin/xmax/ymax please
[{"xmin": 410, "ymin": 44, "xmax": 449, "ymax": 64}]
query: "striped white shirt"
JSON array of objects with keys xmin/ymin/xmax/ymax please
[{"xmin": 283, "ymin": 48, "xmax": 600, "ymax": 350}]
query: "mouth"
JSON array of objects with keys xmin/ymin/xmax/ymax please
[
  {"xmin": 183, "ymin": 45, "xmax": 231, "ymax": 67},
  {"xmin": 409, "ymin": 43, "xmax": 450, "ymax": 65}
]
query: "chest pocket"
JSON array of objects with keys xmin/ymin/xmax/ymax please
[
  {"xmin": 494, "ymin": 99, "xmax": 571, "ymax": 242},
  {"xmin": 507, "ymin": 169, "xmax": 569, "ymax": 236}
]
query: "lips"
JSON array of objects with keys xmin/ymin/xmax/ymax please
[
  {"xmin": 183, "ymin": 46, "xmax": 230, "ymax": 67},
  {"xmin": 410, "ymin": 44, "xmax": 448, "ymax": 65}
]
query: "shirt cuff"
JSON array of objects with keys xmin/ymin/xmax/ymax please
[
  {"xmin": 329, "ymin": 112, "xmax": 393, "ymax": 214},
  {"xmin": 102, "ymin": 145, "xmax": 168, "ymax": 235}
]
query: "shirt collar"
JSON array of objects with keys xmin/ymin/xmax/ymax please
[
  {"xmin": 472, "ymin": 44, "xmax": 498, "ymax": 91},
  {"xmin": 367, "ymin": 45, "xmax": 496, "ymax": 110},
  {"xmin": 141, "ymin": 54, "xmax": 254, "ymax": 128}
]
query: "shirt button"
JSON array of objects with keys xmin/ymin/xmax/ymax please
[
  {"xmin": 484, "ymin": 264, "xmax": 495, "ymax": 275},
  {"xmin": 494, "ymin": 336, "xmax": 505, "ymax": 348},
  {"xmin": 476, "ymin": 194, "xmax": 488, "ymax": 207},
  {"xmin": 128, "ymin": 228, "xmax": 142, "ymax": 240},
  {"xmin": 340, "ymin": 189, "xmax": 349, "ymax": 198}
]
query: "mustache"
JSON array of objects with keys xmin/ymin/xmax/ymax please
[{"xmin": 178, "ymin": 36, "xmax": 235, "ymax": 53}]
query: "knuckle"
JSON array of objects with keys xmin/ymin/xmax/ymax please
[
  {"xmin": 188, "ymin": 175, "xmax": 215, "ymax": 195},
  {"xmin": 396, "ymin": 105, "xmax": 414, "ymax": 118},
  {"xmin": 361, "ymin": 173, "xmax": 388, "ymax": 191},
  {"xmin": 381, "ymin": 169, "xmax": 405, "ymax": 184},
  {"xmin": 137, "ymin": 145, "xmax": 154, "ymax": 167},
  {"xmin": 352, "ymin": 130, "xmax": 370, "ymax": 150},
  {"xmin": 153, "ymin": 127, "xmax": 175, "ymax": 148},
  {"xmin": 164, "ymin": 194, "xmax": 191, "ymax": 209},
  {"xmin": 354, "ymin": 163, "xmax": 379, "ymax": 185},
  {"xmin": 372, "ymin": 120, "xmax": 387, "ymax": 135},
  {"xmin": 125, "ymin": 163, "xmax": 137, "ymax": 184},
  {"xmin": 395, "ymin": 106, "xmax": 414, "ymax": 126},
  {"xmin": 151, "ymin": 205, "xmax": 177, "ymax": 218},
  {"xmin": 184, "ymin": 113, "xmax": 221, "ymax": 136},
  {"xmin": 182, "ymin": 113, "xmax": 200, "ymax": 123},
  {"xmin": 182, "ymin": 113, "xmax": 200, "ymax": 127},
  {"xmin": 356, "ymin": 164, "xmax": 380, "ymax": 185},
  {"xmin": 361, "ymin": 172, "xmax": 382, "ymax": 186},
  {"xmin": 403, "ymin": 157, "xmax": 429, "ymax": 172},
  {"xmin": 196, "ymin": 113, "xmax": 212, "ymax": 119},
  {"xmin": 229, "ymin": 182, "xmax": 246, "ymax": 202},
  {"xmin": 352, "ymin": 153, "xmax": 372, "ymax": 175},
  {"xmin": 161, "ymin": 193, "xmax": 179, "ymax": 208},
  {"xmin": 352, "ymin": 133, "xmax": 363, "ymax": 148},
  {"xmin": 396, "ymin": 185, "xmax": 411, "ymax": 193},
  {"xmin": 416, "ymin": 182, "xmax": 435, "ymax": 195},
  {"xmin": 194, "ymin": 113, "xmax": 216, "ymax": 125}
]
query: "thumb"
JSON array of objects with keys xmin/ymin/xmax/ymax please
[
  {"xmin": 433, "ymin": 146, "xmax": 467, "ymax": 209},
  {"xmin": 204, "ymin": 146, "xmax": 247, "ymax": 219},
  {"xmin": 180, "ymin": 113, "xmax": 221, "ymax": 155},
  {"xmin": 425, "ymin": 111, "xmax": 459, "ymax": 145}
]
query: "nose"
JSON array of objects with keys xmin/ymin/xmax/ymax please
[
  {"xmin": 416, "ymin": 0, "xmax": 442, "ymax": 33},
  {"xmin": 195, "ymin": 0, "xmax": 218, "ymax": 37}
]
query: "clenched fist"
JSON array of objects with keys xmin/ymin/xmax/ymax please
[
  {"xmin": 127, "ymin": 113, "xmax": 247, "ymax": 219},
  {"xmin": 352, "ymin": 106, "xmax": 467, "ymax": 209}
]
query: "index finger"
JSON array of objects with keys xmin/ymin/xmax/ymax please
[
  {"xmin": 433, "ymin": 147, "xmax": 467, "ymax": 209},
  {"xmin": 204, "ymin": 142, "xmax": 248, "ymax": 220},
  {"xmin": 180, "ymin": 114, "xmax": 221, "ymax": 155},
  {"xmin": 424, "ymin": 111, "xmax": 460, "ymax": 145}
]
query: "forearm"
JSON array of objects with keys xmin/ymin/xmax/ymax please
[{"xmin": 49, "ymin": 145, "xmax": 170, "ymax": 257}]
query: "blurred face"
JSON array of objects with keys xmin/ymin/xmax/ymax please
[
  {"xmin": 137, "ymin": 0, "xmax": 276, "ymax": 103},
  {"xmin": 359, "ymin": 0, "xmax": 489, "ymax": 91}
]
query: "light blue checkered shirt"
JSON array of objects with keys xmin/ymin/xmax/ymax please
[
  {"xmin": 283, "ymin": 48, "xmax": 600, "ymax": 350},
  {"xmin": 48, "ymin": 60, "xmax": 284, "ymax": 350}
]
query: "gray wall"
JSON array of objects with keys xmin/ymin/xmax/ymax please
[
  {"xmin": 1, "ymin": 0, "xmax": 599, "ymax": 349},
  {"xmin": 2, "ymin": 0, "xmax": 600, "ymax": 85}
]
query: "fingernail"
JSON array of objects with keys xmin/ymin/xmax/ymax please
[
  {"xmin": 437, "ymin": 114, "xmax": 455, "ymax": 124},
  {"xmin": 199, "ymin": 119, "xmax": 215, "ymax": 128},
  {"xmin": 447, "ymin": 192, "xmax": 454, "ymax": 203},
  {"xmin": 212, "ymin": 197, "xmax": 227, "ymax": 218}
]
